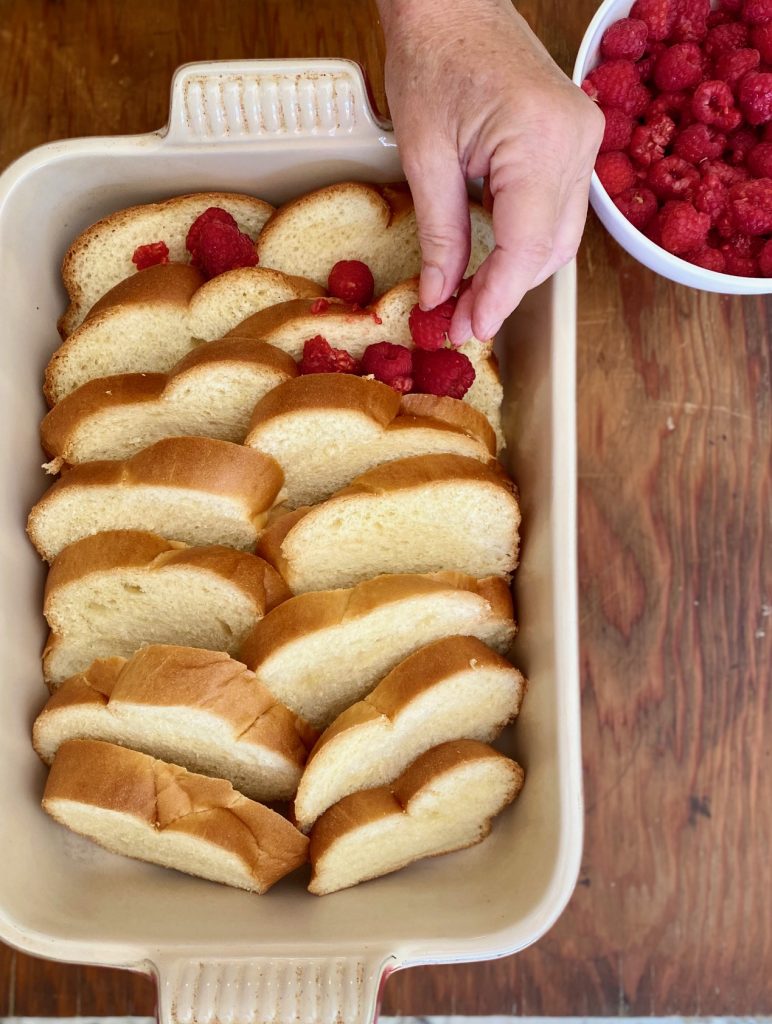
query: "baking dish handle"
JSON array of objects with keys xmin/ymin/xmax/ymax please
[
  {"xmin": 163, "ymin": 59, "xmax": 392, "ymax": 144},
  {"xmin": 154, "ymin": 952, "xmax": 396, "ymax": 1024}
]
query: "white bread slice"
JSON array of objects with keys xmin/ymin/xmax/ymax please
[
  {"xmin": 257, "ymin": 454, "xmax": 520, "ymax": 594},
  {"xmin": 257, "ymin": 182, "xmax": 493, "ymax": 296},
  {"xmin": 27, "ymin": 437, "xmax": 284, "ymax": 562},
  {"xmin": 43, "ymin": 739, "xmax": 308, "ymax": 893},
  {"xmin": 41, "ymin": 339, "xmax": 298, "ymax": 465},
  {"xmin": 46, "ymin": 264, "xmax": 323, "ymax": 405},
  {"xmin": 34, "ymin": 646, "xmax": 317, "ymax": 802},
  {"xmin": 59, "ymin": 192, "xmax": 274, "ymax": 337},
  {"xmin": 308, "ymin": 739, "xmax": 523, "ymax": 894},
  {"xmin": 41, "ymin": 530, "xmax": 289, "ymax": 687},
  {"xmin": 244, "ymin": 375, "xmax": 495, "ymax": 508},
  {"xmin": 240, "ymin": 572, "xmax": 517, "ymax": 729},
  {"xmin": 294, "ymin": 636, "xmax": 525, "ymax": 831}
]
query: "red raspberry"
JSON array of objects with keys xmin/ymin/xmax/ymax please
[
  {"xmin": 629, "ymin": 115, "xmax": 677, "ymax": 164},
  {"xmin": 648, "ymin": 155, "xmax": 701, "ymax": 198},
  {"xmin": 751, "ymin": 21, "xmax": 772, "ymax": 61},
  {"xmin": 630, "ymin": 0, "xmax": 679, "ymax": 40},
  {"xmin": 659, "ymin": 200, "xmax": 711, "ymax": 253},
  {"xmin": 359, "ymin": 342, "xmax": 413, "ymax": 393},
  {"xmin": 653, "ymin": 43, "xmax": 705, "ymax": 90},
  {"xmin": 583, "ymin": 60, "xmax": 651, "ymax": 115},
  {"xmin": 310, "ymin": 297, "xmax": 331, "ymax": 314},
  {"xmin": 737, "ymin": 70, "xmax": 772, "ymax": 123},
  {"xmin": 688, "ymin": 246, "xmax": 728, "ymax": 270},
  {"xmin": 596, "ymin": 151, "xmax": 638, "ymax": 196},
  {"xmin": 748, "ymin": 140, "xmax": 772, "ymax": 172},
  {"xmin": 299, "ymin": 335, "xmax": 358, "ymax": 375},
  {"xmin": 715, "ymin": 47, "xmax": 761, "ymax": 88},
  {"xmin": 673, "ymin": 123, "xmax": 727, "ymax": 162},
  {"xmin": 705, "ymin": 21, "xmax": 750, "ymax": 57},
  {"xmin": 614, "ymin": 185, "xmax": 659, "ymax": 228},
  {"xmin": 645, "ymin": 210, "xmax": 665, "ymax": 245},
  {"xmin": 186, "ymin": 207, "xmax": 237, "ymax": 256},
  {"xmin": 327, "ymin": 260, "xmax": 375, "ymax": 306},
  {"xmin": 727, "ymin": 176, "xmax": 772, "ymax": 231},
  {"xmin": 600, "ymin": 107, "xmax": 635, "ymax": 152},
  {"xmin": 720, "ymin": 235, "xmax": 761, "ymax": 273},
  {"xmin": 646, "ymin": 89, "xmax": 695, "ymax": 124},
  {"xmin": 411, "ymin": 349, "xmax": 476, "ymax": 400},
  {"xmin": 408, "ymin": 298, "xmax": 456, "ymax": 349},
  {"xmin": 742, "ymin": 0, "xmax": 772, "ymax": 24},
  {"xmin": 726, "ymin": 126, "xmax": 758, "ymax": 163},
  {"xmin": 708, "ymin": 9, "xmax": 735, "ymax": 26},
  {"xmin": 187, "ymin": 220, "xmax": 258, "ymax": 279},
  {"xmin": 694, "ymin": 170, "xmax": 730, "ymax": 221},
  {"xmin": 718, "ymin": 0, "xmax": 744, "ymax": 12},
  {"xmin": 671, "ymin": 0, "xmax": 710, "ymax": 43},
  {"xmin": 692, "ymin": 80, "xmax": 742, "ymax": 128},
  {"xmin": 131, "ymin": 241, "xmax": 169, "ymax": 270},
  {"xmin": 758, "ymin": 237, "xmax": 772, "ymax": 273},
  {"xmin": 601, "ymin": 18, "xmax": 649, "ymax": 60},
  {"xmin": 637, "ymin": 42, "xmax": 667, "ymax": 81},
  {"xmin": 702, "ymin": 157, "xmax": 751, "ymax": 183}
]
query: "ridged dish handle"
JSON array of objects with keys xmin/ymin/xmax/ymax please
[
  {"xmin": 155, "ymin": 953, "xmax": 395, "ymax": 1024},
  {"xmin": 164, "ymin": 59, "xmax": 391, "ymax": 144}
]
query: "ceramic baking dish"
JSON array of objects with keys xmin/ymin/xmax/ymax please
[{"xmin": 0, "ymin": 60, "xmax": 581, "ymax": 1024}]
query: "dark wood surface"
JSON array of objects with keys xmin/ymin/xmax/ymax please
[{"xmin": 0, "ymin": 0, "xmax": 770, "ymax": 1016}]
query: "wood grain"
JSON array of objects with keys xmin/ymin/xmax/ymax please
[{"xmin": 0, "ymin": 0, "xmax": 770, "ymax": 1017}]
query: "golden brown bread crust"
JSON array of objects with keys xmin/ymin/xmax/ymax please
[
  {"xmin": 85, "ymin": 263, "xmax": 205, "ymax": 321},
  {"xmin": 222, "ymin": 297, "xmax": 359, "ymax": 342},
  {"xmin": 398, "ymin": 394, "xmax": 496, "ymax": 456},
  {"xmin": 246, "ymin": 373, "xmax": 402, "ymax": 434}
]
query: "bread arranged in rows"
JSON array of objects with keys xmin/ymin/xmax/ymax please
[
  {"xmin": 294, "ymin": 636, "xmax": 525, "ymax": 832},
  {"xmin": 41, "ymin": 339, "xmax": 298, "ymax": 465},
  {"xmin": 240, "ymin": 572, "xmax": 516, "ymax": 729},
  {"xmin": 27, "ymin": 437, "xmax": 284, "ymax": 562},
  {"xmin": 41, "ymin": 530, "xmax": 288, "ymax": 687},
  {"xmin": 43, "ymin": 739, "xmax": 308, "ymax": 893},
  {"xmin": 47, "ymin": 263, "xmax": 322, "ymax": 404},
  {"xmin": 34, "ymin": 645, "xmax": 317, "ymax": 802},
  {"xmin": 308, "ymin": 739, "xmax": 523, "ymax": 895},
  {"xmin": 257, "ymin": 454, "xmax": 521, "ymax": 595},
  {"xmin": 59, "ymin": 192, "xmax": 275, "ymax": 337}
]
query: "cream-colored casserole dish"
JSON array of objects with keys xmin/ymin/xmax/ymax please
[{"xmin": 0, "ymin": 60, "xmax": 581, "ymax": 1024}]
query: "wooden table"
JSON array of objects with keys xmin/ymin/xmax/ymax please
[{"xmin": 0, "ymin": 0, "xmax": 769, "ymax": 1016}]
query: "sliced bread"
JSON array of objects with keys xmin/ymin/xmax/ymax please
[
  {"xmin": 27, "ymin": 437, "xmax": 284, "ymax": 562},
  {"xmin": 43, "ymin": 739, "xmax": 308, "ymax": 893},
  {"xmin": 34, "ymin": 645, "xmax": 317, "ymax": 802},
  {"xmin": 59, "ymin": 192, "xmax": 274, "ymax": 337},
  {"xmin": 244, "ymin": 374, "xmax": 495, "ymax": 508},
  {"xmin": 257, "ymin": 454, "xmax": 521, "ymax": 594},
  {"xmin": 294, "ymin": 636, "xmax": 525, "ymax": 831},
  {"xmin": 41, "ymin": 339, "xmax": 298, "ymax": 465},
  {"xmin": 41, "ymin": 530, "xmax": 288, "ymax": 686},
  {"xmin": 308, "ymin": 739, "xmax": 523, "ymax": 894},
  {"xmin": 240, "ymin": 572, "xmax": 516, "ymax": 729}
]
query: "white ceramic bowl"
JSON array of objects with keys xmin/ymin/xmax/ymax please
[{"xmin": 573, "ymin": 0, "xmax": 772, "ymax": 294}]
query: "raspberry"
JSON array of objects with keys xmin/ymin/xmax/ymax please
[
  {"xmin": 715, "ymin": 47, "xmax": 761, "ymax": 88},
  {"xmin": 720, "ymin": 235, "xmax": 761, "ymax": 272},
  {"xmin": 614, "ymin": 185, "xmax": 659, "ymax": 227},
  {"xmin": 751, "ymin": 21, "xmax": 772, "ymax": 61},
  {"xmin": 600, "ymin": 107, "xmax": 635, "ymax": 152},
  {"xmin": 659, "ymin": 200, "xmax": 711, "ymax": 253},
  {"xmin": 765, "ymin": 121, "xmax": 772, "ymax": 139},
  {"xmin": 726, "ymin": 125, "xmax": 758, "ymax": 163},
  {"xmin": 310, "ymin": 297, "xmax": 331, "ymax": 314},
  {"xmin": 630, "ymin": 0, "xmax": 679, "ymax": 40},
  {"xmin": 187, "ymin": 219, "xmax": 258, "ymax": 278},
  {"xmin": 411, "ymin": 349, "xmax": 476, "ymax": 400},
  {"xmin": 637, "ymin": 43, "xmax": 666, "ymax": 82},
  {"xmin": 737, "ymin": 70, "xmax": 772, "ymax": 123},
  {"xmin": 742, "ymin": 0, "xmax": 772, "ymax": 24},
  {"xmin": 327, "ymin": 260, "xmax": 374, "ymax": 306},
  {"xmin": 702, "ymin": 157, "xmax": 751, "ymax": 183},
  {"xmin": 671, "ymin": 0, "xmax": 710, "ymax": 43},
  {"xmin": 131, "ymin": 241, "xmax": 169, "ymax": 270},
  {"xmin": 601, "ymin": 18, "xmax": 649, "ymax": 60},
  {"xmin": 692, "ymin": 80, "xmax": 742, "ymax": 128},
  {"xmin": 694, "ymin": 170, "xmax": 730, "ymax": 220},
  {"xmin": 727, "ymin": 176, "xmax": 772, "ymax": 231},
  {"xmin": 705, "ymin": 21, "xmax": 750, "ymax": 58},
  {"xmin": 648, "ymin": 155, "xmax": 701, "ymax": 198},
  {"xmin": 408, "ymin": 298, "xmax": 456, "ymax": 350},
  {"xmin": 596, "ymin": 151, "xmax": 638, "ymax": 195},
  {"xmin": 646, "ymin": 89, "xmax": 694, "ymax": 124},
  {"xmin": 583, "ymin": 60, "xmax": 651, "ymax": 115},
  {"xmin": 185, "ymin": 207, "xmax": 237, "ymax": 256},
  {"xmin": 299, "ymin": 335, "xmax": 358, "ymax": 375},
  {"xmin": 645, "ymin": 210, "xmax": 664, "ymax": 245},
  {"xmin": 708, "ymin": 9, "xmax": 735, "ymax": 26},
  {"xmin": 654, "ymin": 43, "xmax": 705, "ymax": 90},
  {"xmin": 688, "ymin": 246, "xmax": 728, "ymax": 270},
  {"xmin": 359, "ymin": 342, "xmax": 413, "ymax": 393},
  {"xmin": 629, "ymin": 115, "xmax": 677, "ymax": 164},
  {"xmin": 719, "ymin": 0, "xmax": 744, "ymax": 12},
  {"xmin": 673, "ymin": 122, "xmax": 727, "ymax": 161},
  {"xmin": 747, "ymin": 139, "xmax": 772, "ymax": 172},
  {"xmin": 758, "ymin": 237, "xmax": 772, "ymax": 273}
]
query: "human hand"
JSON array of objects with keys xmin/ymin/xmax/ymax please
[{"xmin": 376, "ymin": 0, "xmax": 604, "ymax": 342}]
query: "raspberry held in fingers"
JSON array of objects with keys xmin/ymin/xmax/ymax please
[{"xmin": 409, "ymin": 298, "xmax": 457, "ymax": 349}]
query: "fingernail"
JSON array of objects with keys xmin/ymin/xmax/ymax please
[{"xmin": 419, "ymin": 265, "xmax": 445, "ymax": 310}]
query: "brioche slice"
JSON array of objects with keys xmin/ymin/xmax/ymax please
[
  {"xmin": 59, "ymin": 192, "xmax": 274, "ymax": 336},
  {"xmin": 27, "ymin": 437, "xmax": 284, "ymax": 562},
  {"xmin": 41, "ymin": 339, "xmax": 298, "ymax": 465},
  {"xmin": 308, "ymin": 739, "xmax": 523, "ymax": 894},
  {"xmin": 240, "ymin": 572, "xmax": 516, "ymax": 729},
  {"xmin": 257, "ymin": 454, "xmax": 520, "ymax": 594},
  {"xmin": 44, "ymin": 739, "xmax": 308, "ymax": 893},
  {"xmin": 244, "ymin": 375, "xmax": 495, "ymax": 508},
  {"xmin": 41, "ymin": 530, "xmax": 289, "ymax": 686},
  {"xmin": 294, "ymin": 636, "xmax": 525, "ymax": 831},
  {"xmin": 257, "ymin": 182, "xmax": 493, "ymax": 296},
  {"xmin": 34, "ymin": 645, "xmax": 317, "ymax": 801},
  {"xmin": 46, "ymin": 263, "xmax": 322, "ymax": 404}
]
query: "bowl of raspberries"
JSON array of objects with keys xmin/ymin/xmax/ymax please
[{"xmin": 574, "ymin": 0, "xmax": 772, "ymax": 291}]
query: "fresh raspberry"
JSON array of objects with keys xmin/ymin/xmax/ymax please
[
  {"xmin": 653, "ymin": 43, "xmax": 705, "ymax": 90},
  {"xmin": 645, "ymin": 210, "xmax": 665, "ymax": 245},
  {"xmin": 646, "ymin": 89, "xmax": 694, "ymax": 124},
  {"xmin": 694, "ymin": 170, "xmax": 730, "ymax": 221},
  {"xmin": 298, "ymin": 335, "xmax": 358, "ymax": 375},
  {"xmin": 671, "ymin": 0, "xmax": 710, "ymax": 43},
  {"xmin": 327, "ymin": 260, "xmax": 375, "ymax": 306},
  {"xmin": 131, "ymin": 241, "xmax": 169, "ymax": 270},
  {"xmin": 673, "ymin": 122, "xmax": 727, "ymax": 161},
  {"xmin": 692, "ymin": 80, "xmax": 742, "ymax": 128},
  {"xmin": 702, "ymin": 157, "xmax": 751, "ymax": 183},
  {"xmin": 747, "ymin": 139, "xmax": 772, "ymax": 172},
  {"xmin": 720, "ymin": 234, "xmax": 761, "ymax": 272},
  {"xmin": 742, "ymin": 0, "xmax": 772, "ymax": 24},
  {"xmin": 187, "ymin": 219, "xmax": 258, "ymax": 278},
  {"xmin": 310, "ymin": 297, "xmax": 331, "ymax": 314},
  {"xmin": 359, "ymin": 342, "xmax": 413, "ymax": 393},
  {"xmin": 688, "ymin": 246, "xmax": 728, "ymax": 270},
  {"xmin": 659, "ymin": 200, "xmax": 711, "ymax": 253},
  {"xmin": 596, "ymin": 151, "xmax": 638, "ymax": 195},
  {"xmin": 715, "ymin": 47, "xmax": 761, "ymax": 88},
  {"xmin": 727, "ymin": 176, "xmax": 772, "ymax": 231},
  {"xmin": 758, "ymin": 237, "xmax": 772, "ymax": 273},
  {"xmin": 637, "ymin": 42, "xmax": 667, "ymax": 82},
  {"xmin": 411, "ymin": 349, "xmax": 476, "ymax": 400},
  {"xmin": 718, "ymin": 0, "xmax": 744, "ymax": 12},
  {"xmin": 408, "ymin": 298, "xmax": 456, "ymax": 350},
  {"xmin": 614, "ymin": 185, "xmax": 659, "ymax": 227},
  {"xmin": 600, "ymin": 107, "xmax": 635, "ymax": 152},
  {"xmin": 629, "ymin": 115, "xmax": 677, "ymax": 164},
  {"xmin": 737, "ymin": 70, "xmax": 772, "ymax": 122},
  {"xmin": 647, "ymin": 155, "xmax": 701, "ymax": 198},
  {"xmin": 764, "ymin": 120, "xmax": 772, "ymax": 139},
  {"xmin": 630, "ymin": 0, "xmax": 679, "ymax": 40},
  {"xmin": 705, "ymin": 21, "xmax": 750, "ymax": 57},
  {"xmin": 726, "ymin": 125, "xmax": 758, "ymax": 163},
  {"xmin": 708, "ymin": 9, "xmax": 735, "ymax": 26},
  {"xmin": 601, "ymin": 18, "xmax": 649, "ymax": 60},
  {"xmin": 751, "ymin": 21, "xmax": 772, "ymax": 61},
  {"xmin": 185, "ymin": 207, "xmax": 237, "ymax": 256},
  {"xmin": 583, "ymin": 60, "xmax": 651, "ymax": 115}
]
